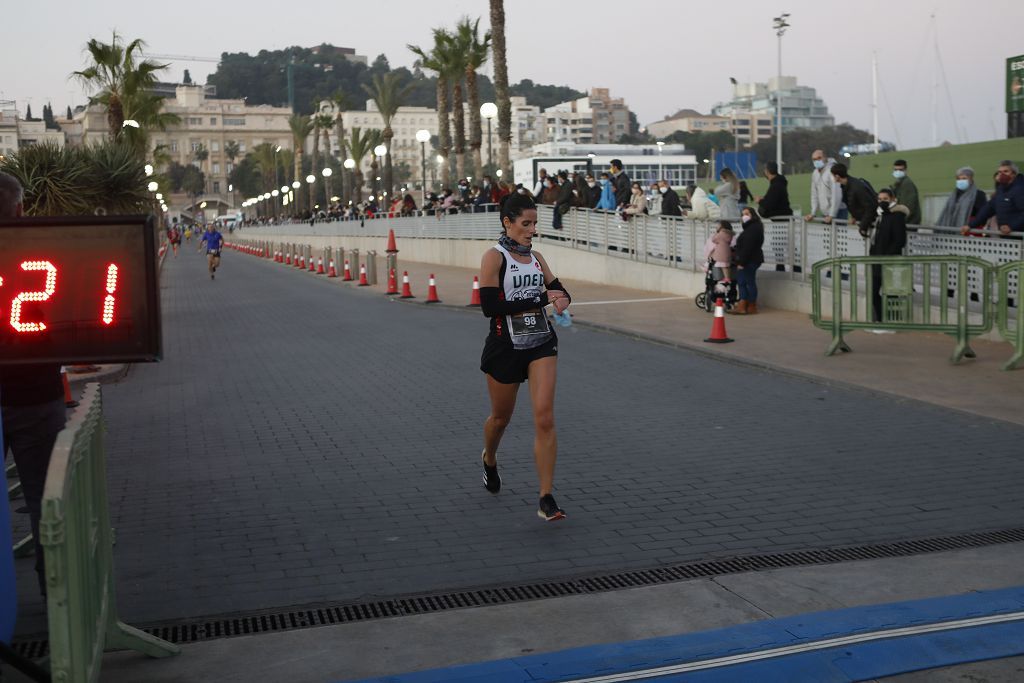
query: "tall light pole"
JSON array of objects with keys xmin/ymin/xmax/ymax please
[
  {"xmin": 656, "ymin": 140, "xmax": 665, "ymax": 181},
  {"xmin": 343, "ymin": 159, "xmax": 357, "ymax": 204},
  {"xmin": 480, "ymin": 102, "xmax": 498, "ymax": 170},
  {"xmin": 274, "ymin": 145, "xmax": 282, "ymax": 215},
  {"xmin": 415, "ymin": 129, "xmax": 431, "ymax": 203},
  {"xmin": 772, "ymin": 13, "xmax": 790, "ymax": 172},
  {"xmin": 373, "ymin": 144, "xmax": 387, "ymax": 203}
]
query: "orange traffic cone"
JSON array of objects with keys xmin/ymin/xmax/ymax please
[
  {"xmin": 426, "ymin": 274, "xmax": 441, "ymax": 303},
  {"xmin": 385, "ymin": 268, "xmax": 399, "ymax": 295},
  {"xmin": 468, "ymin": 275, "xmax": 481, "ymax": 307},
  {"xmin": 704, "ymin": 298, "xmax": 734, "ymax": 344},
  {"xmin": 343, "ymin": 260, "xmax": 353, "ymax": 281},
  {"xmin": 400, "ymin": 271, "xmax": 415, "ymax": 298},
  {"xmin": 357, "ymin": 264, "xmax": 369, "ymax": 286},
  {"xmin": 316, "ymin": 257, "xmax": 325, "ymax": 274},
  {"xmin": 386, "ymin": 229, "xmax": 398, "ymax": 253},
  {"xmin": 61, "ymin": 366, "xmax": 79, "ymax": 408},
  {"xmin": 285, "ymin": 251, "xmax": 292, "ymax": 265},
  {"xmin": 327, "ymin": 259, "xmax": 337, "ymax": 277},
  {"xmin": 309, "ymin": 255, "xmax": 316, "ymax": 272}
]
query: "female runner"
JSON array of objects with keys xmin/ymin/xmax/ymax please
[{"xmin": 479, "ymin": 193, "xmax": 571, "ymax": 521}]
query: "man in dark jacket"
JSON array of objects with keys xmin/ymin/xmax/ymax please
[
  {"xmin": 552, "ymin": 170, "xmax": 574, "ymax": 231},
  {"xmin": 891, "ymin": 159, "xmax": 921, "ymax": 226},
  {"xmin": 657, "ymin": 180, "xmax": 682, "ymax": 216},
  {"xmin": 869, "ymin": 187, "xmax": 909, "ymax": 324},
  {"xmin": 0, "ymin": 172, "xmax": 67, "ymax": 596},
  {"xmin": 757, "ymin": 162, "xmax": 792, "ymax": 218},
  {"xmin": 610, "ymin": 159, "xmax": 631, "ymax": 209},
  {"xmin": 967, "ymin": 161, "xmax": 1024, "ymax": 238},
  {"xmin": 585, "ymin": 174, "xmax": 602, "ymax": 208},
  {"xmin": 831, "ymin": 163, "xmax": 878, "ymax": 236}
]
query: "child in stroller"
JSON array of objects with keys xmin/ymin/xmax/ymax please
[{"xmin": 695, "ymin": 221, "xmax": 739, "ymax": 312}]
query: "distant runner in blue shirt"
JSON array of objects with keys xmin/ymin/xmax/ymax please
[{"xmin": 200, "ymin": 225, "xmax": 224, "ymax": 280}]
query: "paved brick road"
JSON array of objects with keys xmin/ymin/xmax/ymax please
[{"xmin": 12, "ymin": 245, "xmax": 1024, "ymax": 632}]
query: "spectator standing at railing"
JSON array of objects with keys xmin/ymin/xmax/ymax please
[
  {"xmin": 585, "ymin": 174, "xmax": 602, "ymax": 208},
  {"xmin": 729, "ymin": 206, "xmax": 765, "ymax": 315},
  {"xmin": 805, "ymin": 149, "xmax": 842, "ymax": 224},
  {"xmin": 891, "ymin": 160, "xmax": 922, "ymax": 226},
  {"xmin": 401, "ymin": 193, "xmax": 418, "ymax": 216},
  {"xmin": 647, "ymin": 183, "xmax": 662, "ymax": 216},
  {"xmin": 831, "ymin": 163, "xmax": 878, "ymax": 237},
  {"xmin": 658, "ymin": 180, "xmax": 682, "ymax": 216},
  {"xmin": 937, "ymin": 167, "xmax": 986, "ymax": 231},
  {"xmin": 756, "ymin": 162, "xmax": 792, "ymax": 218},
  {"xmin": 0, "ymin": 172, "xmax": 66, "ymax": 597},
  {"xmin": 684, "ymin": 185, "xmax": 721, "ymax": 219},
  {"xmin": 533, "ymin": 168, "xmax": 549, "ymax": 199},
  {"xmin": 622, "ymin": 182, "xmax": 648, "ymax": 219},
  {"xmin": 574, "ymin": 173, "xmax": 591, "ymax": 208},
  {"xmin": 596, "ymin": 173, "xmax": 617, "ymax": 210},
  {"xmin": 551, "ymin": 170, "xmax": 574, "ymax": 230},
  {"xmin": 610, "ymin": 159, "xmax": 632, "ymax": 209},
  {"xmin": 869, "ymin": 188, "xmax": 909, "ymax": 327},
  {"xmin": 481, "ymin": 175, "xmax": 499, "ymax": 204},
  {"xmin": 715, "ymin": 169, "xmax": 740, "ymax": 221},
  {"xmin": 738, "ymin": 180, "xmax": 754, "ymax": 209},
  {"xmin": 964, "ymin": 161, "xmax": 1024, "ymax": 238}
]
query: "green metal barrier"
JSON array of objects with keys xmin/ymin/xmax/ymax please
[
  {"xmin": 811, "ymin": 255, "xmax": 994, "ymax": 363},
  {"xmin": 40, "ymin": 383, "xmax": 179, "ymax": 681},
  {"xmin": 997, "ymin": 261, "xmax": 1024, "ymax": 370}
]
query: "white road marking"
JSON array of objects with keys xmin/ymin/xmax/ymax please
[
  {"xmin": 566, "ymin": 610, "xmax": 1024, "ymax": 682},
  {"xmin": 571, "ymin": 297, "xmax": 688, "ymax": 307}
]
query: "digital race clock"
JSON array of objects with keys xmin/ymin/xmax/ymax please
[{"xmin": 0, "ymin": 215, "xmax": 162, "ymax": 365}]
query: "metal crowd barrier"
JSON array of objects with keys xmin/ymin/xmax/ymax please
[
  {"xmin": 41, "ymin": 383, "xmax": 179, "ymax": 681},
  {"xmin": 811, "ymin": 255, "xmax": 995, "ymax": 363},
  {"xmin": 997, "ymin": 261, "xmax": 1024, "ymax": 370}
]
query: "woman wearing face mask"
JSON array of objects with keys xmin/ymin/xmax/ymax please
[
  {"xmin": 596, "ymin": 173, "xmax": 616, "ymax": 210},
  {"xmin": 541, "ymin": 176, "xmax": 560, "ymax": 206},
  {"xmin": 621, "ymin": 182, "xmax": 648, "ymax": 219},
  {"xmin": 729, "ymin": 206, "xmax": 765, "ymax": 315},
  {"xmin": 868, "ymin": 188, "xmax": 908, "ymax": 327},
  {"xmin": 938, "ymin": 167, "xmax": 987, "ymax": 234},
  {"xmin": 715, "ymin": 168, "xmax": 741, "ymax": 220}
]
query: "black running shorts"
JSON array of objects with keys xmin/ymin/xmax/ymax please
[{"xmin": 480, "ymin": 333, "xmax": 558, "ymax": 384}]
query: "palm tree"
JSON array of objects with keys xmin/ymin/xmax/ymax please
[
  {"xmin": 409, "ymin": 30, "xmax": 457, "ymax": 189},
  {"xmin": 288, "ymin": 114, "xmax": 313, "ymax": 212},
  {"xmin": 346, "ymin": 127, "xmax": 382, "ymax": 203},
  {"xmin": 72, "ymin": 32, "xmax": 177, "ymax": 143},
  {"xmin": 331, "ymin": 92, "xmax": 351, "ymax": 204},
  {"xmin": 224, "ymin": 140, "xmax": 240, "ymax": 168},
  {"xmin": 456, "ymin": 18, "xmax": 492, "ymax": 178},
  {"xmin": 488, "ymin": 0, "xmax": 512, "ymax": 178},
  {"xmin": 316, "ymin": 111, "xmax": 335, "ymax": 206},
  {"xmin": 363, "ymin": 72, "xmax": 413, "ymax": 199}
]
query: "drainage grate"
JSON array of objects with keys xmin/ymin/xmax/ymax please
[{"xmin": 13, "ymin": 527, "xmax": 1024, "ymax": 658}]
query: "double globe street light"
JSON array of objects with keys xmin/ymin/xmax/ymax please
[
  {"xmin": 415, "ymin": 129, "xmax": 431, "ymax": 200},
  {"xmin": 480, "ymin": 102, "xmax": 498, "ymax": 169}
]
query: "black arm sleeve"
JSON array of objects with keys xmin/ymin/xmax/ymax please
[
  {"xmin": 479, "ymin": 287, "xmax": 549, "ymax": 317},
  {"xmin": 547, "ymin": 278, "xmax": 571, "ymax": 303}
]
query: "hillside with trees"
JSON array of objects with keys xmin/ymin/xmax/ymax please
[{"xmin": 206, "ymin": 45, "xmax": 583, "ymax": 113}]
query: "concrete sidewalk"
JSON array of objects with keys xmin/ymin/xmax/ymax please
[{"xmin": 304, "ymin": 252, "xmax": 1023, "ymax": 426}]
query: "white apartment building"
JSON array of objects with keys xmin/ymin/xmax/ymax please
[
  {"xmin": 542, "ymin": 88, "xmax": 631, "ymax": 146},
  {"xmin": 0, "ymin": 100, "xmax": 66, "ymax": 158},
  {"xmin": 711, "ymin": 76, "xmax": 833, "ymax": 144},
  {"xmin": 340, "ymin": 100, "xmax": 438, "ymax": 190}
]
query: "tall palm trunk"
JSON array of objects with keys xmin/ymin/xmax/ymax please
[
  {"xmin": 353, "ymin": 169, "xmax": 364, "ymax": 203},
  {"xmin": 383, "ymin": 128, "xmax": 394, "ymax": 199},
  {"xmin": 336, "ymin": 115, "xmax": 348, "ymax": 205},
  {"xmin": 310, "ymin": 125, "xmax": 320, "ymax": 211},
  {"xmin": 322, "ymin": 128, "xmax": 333, "ymax": 205},
  {"xmin": 452, "ymin": 81, "xmax": 466, "ymax": 181},
  {"xmin": 436, "ymin": 76, "xmax": 451, "ymax": 188},
  {"xmin": 466, "ymin": 68, "xmax": 483, "ymax": 177},
  {"xmin": 107, "ymin": 95, "xmax": 124, "ymax": 139},
  {"xmin": 489, "ymin": 0, "xmax": 512, "ymax": 178}
]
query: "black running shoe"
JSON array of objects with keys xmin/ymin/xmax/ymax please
[
  {"xmin": 537, "ymin": 494, "xmax": 565, "ymax": 521},
  {"xmin": 482, "ymin": 449, "xmax": 500, "ymax": 494}
]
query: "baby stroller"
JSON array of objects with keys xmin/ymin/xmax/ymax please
[{"xmin": 695, "ymin": 257, "xmax": 739, "ymax": 312}]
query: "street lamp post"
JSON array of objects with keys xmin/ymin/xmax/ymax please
[
  {"xmin": 415, "ymin": 129, "xmax": 430, "ymax": 203},
  {"xmin": 480, "ymin": 102, "xmax": 498, "ymax": 170},
  {"xmin": 772, "ymin": 13, "xmax": 790, "ymax": 172},
  {"xmin": 656, "ymin": 140, "xmax": 665, "ymax": 181},
  {"xmin": 343, "ymin": 159, "xmax": 357, "ymax": 203},
  {"xmin": 373, "ymin": 144, "xmax": 386, "ymax": 203},
  {"xmin": 274, "ymin": 145, "xmax": 282, "ymax": 215}
]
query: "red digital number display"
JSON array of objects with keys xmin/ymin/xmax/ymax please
[{"xmin": 0, "ymin": 216, "xmax": 161, "ymax": 364}]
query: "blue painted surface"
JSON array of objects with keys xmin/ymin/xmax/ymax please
[
  {"xmin": 343, "ymin": 586, "xmax": 1024, "ymax": 683},
  {"xmin": 0, "ymin": 407, "xmax": 17, "ymax": 644}
]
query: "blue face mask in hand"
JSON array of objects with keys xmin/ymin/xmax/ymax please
[{"xmin": 552, "ymin": 310, "xmax": 572, "ymax": 327}]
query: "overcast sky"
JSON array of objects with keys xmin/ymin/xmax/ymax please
[{"xmin": 4, "ymin": 0, "xmax": 1022, "ymax": 151}]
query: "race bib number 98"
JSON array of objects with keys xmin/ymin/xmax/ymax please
[{"xmin": 508, "ymin": 309, "xmax": 550, "ymax": 337}]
